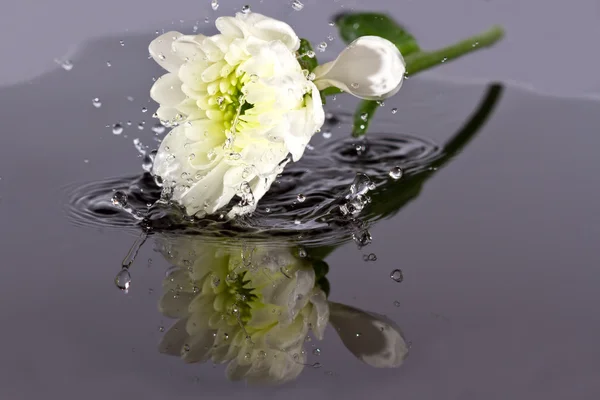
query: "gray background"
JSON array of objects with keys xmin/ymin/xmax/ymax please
[{"xmin": 2, "ymin": 0, "xmax": 600, "ymax": 96}]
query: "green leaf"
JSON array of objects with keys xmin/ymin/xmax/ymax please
[
  {"xmin": 335, "ymin": 12, "xmax": 420, "ymax": 55},
  {"xmin": 297, "ymin": 38, "xmax": 318, "ymax": 72}
]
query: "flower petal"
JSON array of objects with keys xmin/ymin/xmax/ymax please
[
  {"xmin": 150, "ymin": 73, "xmax": 187, "ymax": 107},
  {"xmin": 313, "ymin": 36, "xmax": 405, "ymax": 100},
  {"xmin": 159, "ymin": 318, "xmax": 189, "ymax": 356},
  {"xmin": 329, "ymin": 302, "xmax": 408, "ymax": 368},
  {"xmin": 172, "ymin": 35, "xmax": 208, "ymax": 62},
  {"xmin": 149, "ymin": 31, "xmax": 185, "ymax": 73}
]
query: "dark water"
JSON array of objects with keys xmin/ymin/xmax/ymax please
[{"xmin": 1, "ymin": 33, "xmax": 599, "ymax": 399}]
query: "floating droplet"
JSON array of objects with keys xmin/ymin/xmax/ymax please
[
  {"xmin": 306, "ymin": 50, "xmax": 315, "ymax": 58},
  {"xmin": 328, "ymin": 21, "xmax": 335, "ymax": 26},
  {"xmin": 312, "ymin": 348, "xmax": 321, "ymax": 356},
  {"xmin": 119, "ymin": 40, "xmax": 125, "ymax": 47},
  {"xmin": 151, "ymin": 123, "xmax": 166, "ymax": 134},
  {"xmin": 158, "ymin": 326, "xmax": 165, "ymax": 332},
  {"xmin": 138, "ymin": 122, "xmax": 145, "ymax": 130},
  {"xmin": 111, "ymin": 191, "xmax": 128, "ymax": 208},
  {"xmin": 322, "ymin": 131, "xmax": 332, "ymax": 139},
  {"xmin": 211, "ymin": 0, "xmax": 219, "ymax": 10},
  {"xmin": 297, "ymin": 194, "xmax": 306, "ymax": 203},
  {"xmin": 142, "ymin": 107, "xmax": 147, "ymax": 113},
  {"xmin": 57, "ymin": 59, "xmax": 73, "ymax": 71},
  {"xmin": 363, "ymin": 253, "xmax": 377, "ymax": 262},
  {"xmin": 391, "ymin": 108, "xmax": 398, "ymax": 114},
  {"xmin": 92, "ymin": 98, "xmax": 102, "ymax": 108},
  {"xmin": 241, "ymin": 5, "xmax": 251, "ymax": 13},
  {"xmin": 389, "ymin": 166, "xmax": 403, "ymax": 180},
  {"xmin": 360, "ymin": 112, "xmax": 368, "ymax": 121},
  {"xmin": 390, "ymin": 269, "xmax": 404, "ymax": 282},
  {"xmin": 393, "ymin": 301, "xmax": 401, "ymax": 307},
  {"xmin": 112, "ymin": 123, "xmax": 123, "ymax": 135},
  {"xmin": 318, "ymin": 42, "xmax": 328, "ymax": 52},
  {"xmin": 106, "ymin": 61, "xmax": 112, "ymax": 67},
  {"xmin": 183, "ymin": 344, "xmax": 190, "ymax": 352},
  {"xmin": 291, "ymin": 0, "xmax": 304, "ymax": 11},
  {"xmin": 115, "ymin": 268, "xmax": 132, "ymax": 292}
]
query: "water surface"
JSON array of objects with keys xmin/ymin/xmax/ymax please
[{"xmin": 0, "ymin": 33, "xmax": 599, "ymax": 399}]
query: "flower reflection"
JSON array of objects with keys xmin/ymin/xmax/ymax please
[{"xmin": 154, "ymin": 235, "xmax": 408, "ymax": 384}]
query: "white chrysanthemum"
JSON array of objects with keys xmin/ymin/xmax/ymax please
[
  {"xmin": 149, "ymin": 13, "xmax": 324, "ymax": 217},
  {"xmin": 157, "ymin": 237, "xmax": 329, "ymax": 385},
  {"xmin": 149, "ymin": 12, "xmax": 405, "ymax": 217}
]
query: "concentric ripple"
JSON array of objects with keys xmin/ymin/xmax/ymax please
[{"xmin": 65, "ymin": 115, "xmax": 442, "ymax": 245}]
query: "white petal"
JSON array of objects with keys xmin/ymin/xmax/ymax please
[
  {"xmin": 159, "ymin": 292, "xmax": 196, "ymax": 318},
  {"xmin": 215, "ymin": 16, "xmax": 245, "ymax": 38},
  {"xmin": 251, "ymin": 17, "xmax": 300, "ymax": 51},
  {"xmin": 308, "ymin": 290, "xmax": 330, "ymax": 340},
  {"xmin": 313, "ymin": 36, "xmax": 405, "ymax": 100},
  {"xmin": 172, "ymin": 35, "xmax": 207, "ymax": 62},
  {"xmin": 150, "ymin": 73, "xmax": 186, "ymax": 107},
  {"xmin": 329, "ymin": 302, "xmax": 408, "ymax": 368},
  {"xmin": 149, "ymin": 31, "xmax": 185, "ymax": 73},
  {"xmin": 159, "ymin": 318, "xmax": 189, "ymax": 356}
]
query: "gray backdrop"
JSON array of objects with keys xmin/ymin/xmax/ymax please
[{"xmin": 1, "ymin": 0, "xmax": 599, "ymax": 96}]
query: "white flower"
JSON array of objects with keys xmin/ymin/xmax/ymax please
[
  {"xmin": 156, "ymin": 236, "xmax": 329, "ymax": 385},
  {"xmin": 313, "ymin": 36, "xmax": 406, "ymax": 100},
  {"xmin": 149, "ymin": 13, "xmax": 405, "ymax": 217},
  {"xmin": 149, "ymin": 13, "xmax": 323, "ymax": 217}
]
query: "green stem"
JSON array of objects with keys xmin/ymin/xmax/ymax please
[{"xmin": 404, "ymin": 25, "xmax": 504, "ymax": 76}]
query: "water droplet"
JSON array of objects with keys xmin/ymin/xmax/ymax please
[
  {"xmin": 318, "ymin": 42, "xmax": 328, "ymax": 52},
  {"xmin": 112, "ymin": 123, "xmax": 123, "ymax": 135},
  {"xmin": 298, "ymin": 248, "xmax": 307, "ymax": 258},
  {"xmin": 306, "ymin": 50, "xmax": 315, "ymax": 58},
  {"xmin": 328, "ymin": 35, "xmax": 334, "ymax": 41},
  {"xmin": 312, "ymin": 348, "xmax": 321, "ymax": 356},
  {"xmin": 363, "ymin": 253, "xmax": 377, "ymax": 262},
  {"xmin": 241, "ymin": 5, "xmax": 251, "ymax": 13},
  {"xmin": 158, "ymin": 53, "xmax": 166, "ymax": 61},
  {"xmin": 244, "ymin": 352, "xmax": 251, "ymax": 360},
  {"xmin": 92, "ymin": 98, "xmax": 102, "ymax": 108},
  {"xmin": 115, "ymin": 268, "xmax": 132, "ymax": 292},
  {"xmin": 106, "ymin": 61, "xmax": 112, "ymax": 67},
  {"xmin": 312, "ymin": 362, "xmax": 322, "ymax": 369},
  {"xmin": 350, "ymin": 82, "xmax": 360, "ymax": 89},
  {"xmin": 322, "ymin": 131, "xmax": 332, "ymax": 139},
  {"xmin": 360, "ymin": 112, "xmax": 369, "ymax": 121},
  {"xmin": 111, "ymin": 191, "xmax": 128, "ymax": 208},
  {"xmin": 297, "ymin": 194, "xmax": 306, "ymax": 203},
  {"xmin": 151, "ymin": 123, "xmax": 166, "ymax": 134},
  {"xmin": 211, "ymin": 0, "xmax": 219, "ymax": 10},
  {"xmin": 138, "ymin": 122, "xmax": 145, "ymax": 130},
  {"xmin": 257, "ymin": 350, "xmax": 266, "ymax": 360},
  {"xmin": 389, "ymin": 166, "xmax": 403, "ymax": 180},
  {"xmin": 441, "ymin": 57, "xmax": 448, "ymax": 63},
  {"xmin": 56, "ymin": 59, "xmax": 73, "ymax": 71},
  {"xmin": 391, "ymin": 108, "xmax": 398, "ymax": 114},
  {"xmin": 291, "ymin": 0, "xmax": 304, "ymax": 11},
  {"xmin": 158, "ymin": 326, "xmax": 165, "ymax": 332},
  {"xmin": 142, "ymin": 107, "xmax": 148, "ymax": 113},
  {"xmin": 294, "ymin": 219, "xmax": 301, "ymax": 225},
  {"xmin": 390, "ymin": 269, "xmax": 404, "ymax": 282},
  {"xmin": 183, "ymin": 344, "xmax": 191, "ymax": 352},
  {"xmin": 328, "ymin": 21, "xmax": 335, "ymax": 26},
  {"xmin": 393, "ymin": 301, "xmax": 401, "ymax": 307}
]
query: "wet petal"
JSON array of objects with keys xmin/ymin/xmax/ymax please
[{"xmin": 149, "ymin": 31, "xmax": 185, "ymax": 73}]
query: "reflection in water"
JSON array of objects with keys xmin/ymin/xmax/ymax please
[{"xmin": 154, "ymin": 235, "xmax": 408, "ymax": 384}]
